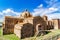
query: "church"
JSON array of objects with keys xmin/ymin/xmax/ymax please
[{"xmin": 3, "ymin": 10, "xmax": 54, "ymax": 38}]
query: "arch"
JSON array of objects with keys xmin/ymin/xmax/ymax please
[
  {"xmin": 35, "ymin": 24, "xmax": 43, "ymax": 36},
  {"xmin": 36, "ymin": 24, "xmax": 42, "ymax": 32},
  {"xmin": 21, "ymin": 23, "xmax": 34, "ymax": 39}
]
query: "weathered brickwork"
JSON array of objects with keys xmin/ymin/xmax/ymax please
[
  {"xmin": 52, "ymin": 19, "xmax": 60, "ymax": 29},
  {"xmin": 3, "ymin": 10, "xmax": 54, "ymax": 38}
]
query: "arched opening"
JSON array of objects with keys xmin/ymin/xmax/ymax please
[
  {"xmin": 35, "ymin": 24, "xmax": 44, "ymax": 36},
  {"xmin": 38, "ymin": 25, "xmax": 42, "ymax": 30},
  {"xmin": 36, "ymin": 24, "xmax": 42, "ymax": 32},
  {"xmin": 21, "ymin": 23, "xmax": 34, "ymax": 39}
]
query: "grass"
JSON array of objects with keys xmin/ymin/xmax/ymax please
[
  {"xmin": 0, "ymin": 27, "xmax": 20, "ymax": 40},
  {"xmin": 0, "ymin": 27, "xmax": 3, "ymax": 40},
  {"xmin": 22, "ymin": 30, "xmax": 60, "ymax": 40},
  {"xmin": 3, "ymin": 34, "xmax": 20, "ymax": 40},
  {"xmin": 0, "ymin": 27, "xmax": 60, "ymax": 40},
  {"xmin": 39, "ymin": 30, "xmax": 60, "ymax": 40},
  {"xmin": 0, "ymin": 27, "xmax": 2, "ymax": 36}
]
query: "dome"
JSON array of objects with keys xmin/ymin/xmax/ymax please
[{"xmin": 20, "ymin": 9, "xmax": 32, "ymax": 18}]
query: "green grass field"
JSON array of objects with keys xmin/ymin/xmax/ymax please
[
  {"xmin": 0, "ymin": 27, "xmax": 60, "ymax": 40},
  {"xmin": 22, "ymin": 30, "xmax": 60, "ymax": 40},
  {"xmin": 0, "ymin": 27, "xmax": 2, "ymax": 36},
  {"xmin": 0, "ymin": 27, "xmax": 20, "ymax": 40},
  {"xmin": 3, "ymin": 34, "xmax": 20, "ymax": 40},
  {"xmin": 0, "ymin": 27, "xmax": 3, "ymax": 40}
]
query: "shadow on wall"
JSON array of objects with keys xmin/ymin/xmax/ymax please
[{"xmin": 21, "ymin": 23, "xmax": 34, "ymax": 39}]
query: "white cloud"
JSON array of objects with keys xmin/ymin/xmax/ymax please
[
  {"xmin": 45, "ymin": 0, "xmax": 58, "ymax": 7},
  {"xmin": 38, "ymin": 4, "xmax": 43, "ymax": 8},
  {"xmin": 2, "ymin": 9, "xmax": 21, "ymax": 16},
  {"xmin": 49, "ymin": 7, "xmax": 58, "ymax": 11},
  {"xmin": 32, "ymin": 0, "xmax": 60, "ymax": 20},
  {"xmin": 3, "ymin": 9, "xmax": 13, "ymax": 13},
  {"xmin": 32, "ymin": 5, "xmax": 58, "ymax": 16},
  {"xmin": 0, "ymin": 9, "xmax": 21, "ymax": 22},
  {"xmin": 47, "ymin": 13, "xmax": 60, "ymax": 20}
]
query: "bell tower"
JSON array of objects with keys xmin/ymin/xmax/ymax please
[{"xmin": 20, "ymin": 9, "xmax": 32, "ymax": 18}]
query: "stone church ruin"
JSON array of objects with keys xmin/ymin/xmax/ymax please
[{"xmin": 3, "ymin": 10, "xmax": 57, "ymax": 39}]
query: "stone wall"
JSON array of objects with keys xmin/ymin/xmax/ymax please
[
  {"xmin": 24, "ymin": 18, "xmax": 33, "ymax": 24},
  {"xmin": 33, "ymin": 16, "xmax": 47, "ymax": 35},
  {"xmin": 53, "ymin": 19, "xmax": 60, "ymax": 29},
  {"xmin": 3, "ymin": 10, "xmax": 55, "ymax": 39},
  {"xmin": 58, "ymin": 20, "xmax": 60, "ymax": 29},
  {"xmin": 47, "ymin": 21, "xmax": 54, "ymax": 30},
  {"xmin": 14, "ymin": 24, "xmax": 22, "ymax": 38},
  {"xmin": 3, "ymin": 16, "xmax": 14, "ymax": 34},
  {"xmin": 53, "ymin": 19, "xmax": 58, "ymax": 29},
  {"xmin": 14, "ymin": 23, "xmax": 34, "ymax": 39},
  {"xmin": 3, "ymin": 24, "xmax": 14, "ymax": 34},
  {"xmin": 3, "ymin": 16, "xmax": 21, "ymax": 34}
]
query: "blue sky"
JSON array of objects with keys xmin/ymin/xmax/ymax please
[
  {"xmin": 0, "ymin": 0, "xmax": 60, "ymax": 22},
  {"xmin": 0, "ymin": 0, "xmax": 46, "ymax": 12}
]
